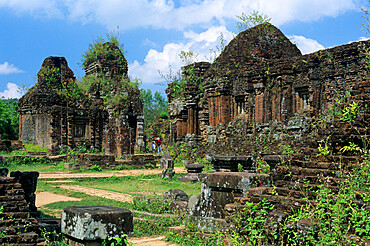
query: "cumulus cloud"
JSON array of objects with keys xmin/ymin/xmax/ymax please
[
  {"xmin": 0, "ymin": 83, "xmax": 22, "ymax": 99},
  {"xmin": 257, "ymin": 0, "xmax": 358, "ymax": 26},
  {"xmin": 0, "ymin": 0, "xmax": 64, "ymax": 18},
  {"xmin": 0, "ymin": 62, "xmax": 24, "ymax": 75},
  {"xmin": 129, "ymin": 26, "xmax": 234, "ymax": 85},
  {"xmin": 0, "ymin": 0, "xmax": 363, "ymax": 30},
  {"xmin": 288, "ymin": 35, "xmax": 325, "ymax": 55}
]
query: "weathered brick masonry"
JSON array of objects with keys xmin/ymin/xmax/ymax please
[
  {"xmin": 167, "ymin": 24, "xmax": 369, "ymax": 143},
  {"xmin": 18, "ymin": 43, "xmax": 144, "ymax": 157},
  {"xmin": 0, "ymin": 176, "xmax": 39, "ymax": 245}
]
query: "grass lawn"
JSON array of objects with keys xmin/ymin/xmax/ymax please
[
  {"xmin": 67, "ymin": 174, "xmax": 201, "ymax": 197},
  {"xmin": 36, "ymin": 172, "xmax": 201, "ymax": 215},
  {"xmin": 37, "ymin": 174, "xmax": 196, "ymax": 237}
]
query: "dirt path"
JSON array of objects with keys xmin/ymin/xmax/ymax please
[
  {"xmin": 37, "ymin": 167, "xmax": 187, "ymax": 207},
  {"xmin": 36, "ymin": 191, "xmax": 179, "ymax": 246},
  {"xmin": 36, "ymin": 191, "xmax": 82, "ymax": 207},
  {"xmin": 39, "ymin": 167, "xmax": 186, "ymax": 180},
  {"xmin": 36, "ymin": 168, "xmax": 184, "ymax": 246},
  {"xmin": 58, "ymin": 184, "xmax": 133, "ymax": 203},
  {"xmin": 128, "ymin": 236, "xmax": 178, "ymax": 246}
]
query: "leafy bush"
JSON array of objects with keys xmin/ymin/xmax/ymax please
[
  {"xmin": 1, "ymin": 156, "xmax": 52, "ymax": 168},
  {"xmin": 103, "ymin": 235, "xmax": 131, "ymax": 246},
  {"xmin": 89, "ymin": 165, "xmax": 103, "ymax": 172}
]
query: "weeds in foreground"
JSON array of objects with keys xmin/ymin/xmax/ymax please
[
  {"xmin": 133, "ymin": 195, "xmax": 172, "ymax": 214},
  {"xmin": 103, "ymin": 235, "xmax": 131, "ymax": 246},
  {"xmin": 166, "ymin": 154, "xmax": 370, "ymax": 245},
  {"xmin": 166, "ymin": 230, "xmax": 224, "ymax": 246}
]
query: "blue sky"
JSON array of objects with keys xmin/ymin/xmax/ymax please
[{"xmin": 0, "ymin": 0, "xmax": 369, "ymax": 98}]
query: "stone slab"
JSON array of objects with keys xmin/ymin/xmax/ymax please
[
  {"xmin": 61, "ymin": 205, "xmax": 133, "ymax": 241},
  {"xmin": 198, "ymin": 172, "xmax": 270, "ymax": 192},
  {"xmin": 193, "ymin": 172, "xmax": 270, "ymax": 219},
  {"xmin": 179, "ymin": 173, "xmax": 200, "ymax": 182}
]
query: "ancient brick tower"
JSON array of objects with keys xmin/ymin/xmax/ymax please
[
  {"xmin": 167, "ymin": 24, "xmax": 370, "ymax": 144},
  {"xmin": 82, "ymin": 42, "xmax": 145, "ymax": 156},
  {"xmin": 18, "ymin": 43, "xmax": 144, "ymax": 156}
]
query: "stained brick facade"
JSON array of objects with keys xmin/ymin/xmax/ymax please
[
  {"xmin": 19, "ymin": 43, "xmax": 144, "ymax": 156},
  {"xmin": 167, "ymin": 24, "xmax": 370, "ymax": 143},
  {"xmin": 0, "ymin": 176, "xmax": 39, "ymax": 245}
]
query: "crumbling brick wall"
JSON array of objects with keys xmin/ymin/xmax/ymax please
[
  {"xmin": 0, "ymin": 176, "xmax": 39, "ymax": 245},
  {"xmin": 167, "ymin": 24, "xmax": 370, "ymax": 145},
  {"xmin": 19, "ymin": 45, "xmax": 144, "ymax": 157}
]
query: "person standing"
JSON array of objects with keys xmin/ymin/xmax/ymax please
[
  {"xmin": 156, "ymin": 138, "xmax": 163, "ymax": 153},
  {"xmin": 151, "ymin": 141, "xmax": 156, "ymax": 154}
]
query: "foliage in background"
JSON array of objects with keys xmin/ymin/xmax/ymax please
[
  {"xmin": 0, "ymin": 99, "xmax": 19, "ymax": 140},
  {"xmin": 141, "ymin": 89, "xmax": 168, "ymax": 127},
  {"xmin": 165, "ymin": 51, "xmax": 205, "ymax": 99}
]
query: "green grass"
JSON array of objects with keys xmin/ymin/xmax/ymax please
[
  {"xmin": 24, "ymin": 143, "xmax": 48, "ymax": 152},
  {"xmin": 7, "ymin": 163, "xmax": 66, "ymax": 173},
  {"xmin": 38, "ymin": 181, "xmax": 134, "ymax": 214},
  {"xmin": 37, "ymin": 178, "xmax": 187, "ymax": 237},
  {"xmin": 69, "ymin": 174, "xmax": 201, "ymax": 197},
  {"xmin": 37, "ymin": 174, "xmax": 201, "ymax": 214},
  {"xmin": 0, "ymin": 150, "xmax": 28, "ymax": 156}
]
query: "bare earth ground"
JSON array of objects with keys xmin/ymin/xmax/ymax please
[
  {"xmin": 36, "ymin": 168, "xmax": 185, "ymax": 246},
  {"xmin": 35, "ymin": 191, "xmax": 82, "ymax": 207},
  {"xmin": 58, "ymin": 184, "xmax": 134, "ymax": 203},
  {"xmin": 129, "ymin": 236, "xmax": 178, "ymax": 246}
]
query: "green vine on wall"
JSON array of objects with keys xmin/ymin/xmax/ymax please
[{"xmin": 38, "ymin": 66, "xmax": 61, "ymax": 89}]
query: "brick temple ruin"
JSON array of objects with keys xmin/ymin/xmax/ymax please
[
  {"xmin": 167, "ymin": 24, "xmax": 370, "ymax": 144},
  {"xmin": 166, "ymin": 24, "xmax": 370, "ymax": 243},
  {"xmin": 18, "ymin": 42, "xmax": 144, "ymax": 157}
]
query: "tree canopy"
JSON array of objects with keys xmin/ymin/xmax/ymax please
[
  {"xmin": 141, "ymin": 89, "xmax": 168, "ymax": 127},
  {"xmin": 0, "ymin": 99, "xmax": 19, "ymax": 140}
]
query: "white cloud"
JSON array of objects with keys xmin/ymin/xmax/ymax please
[
  {"xmin": 0, "ymin": 83, "xmax": 22, "ymax": 99},
  {"xmin": 0, "ymin": 0, "xmax": 64, "ymax": 18},
  {"xmin": 0, "ymin": 62, "xmax": 24, "ymax": 75},
  {"xmin": 288, "ymin": 35, "xmax": 325, "ymax": 55},
  {"xmin": 0, "ymin": 0, "xmax": 363, "ymax": 30},
  {"xmin": 258, "ymin": 0, "xmax": 358, "ymax": 26},
  {"xmin": 129, "ymin": 26, "xmax": 234, "ymax": 85},
  {"xmin": 348, "ymin": 36, "xmax": 370, "ymax": 43}
]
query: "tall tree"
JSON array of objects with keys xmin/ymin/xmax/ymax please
[
  {"xmin": 141, "ymin": 89, "xmax": 168, "ymax": 127},
  {"xmin": 0, "ymin": 99, "xmax": 19, "ymax": 140}
]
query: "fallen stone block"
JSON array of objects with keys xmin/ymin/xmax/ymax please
[
  {"xmin": 61, "ymin": 205, "xmax": 133, "ymax": 244},
  {"xmin": 164, "ymin": 189, "xmax": 189, "ymax": 202}
]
